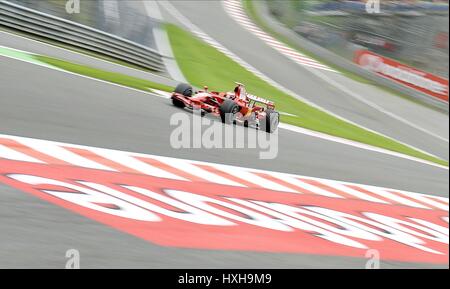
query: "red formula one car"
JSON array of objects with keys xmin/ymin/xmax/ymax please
[{"xmin": 171, "ymin": 82, "xmax": 280, "ymax": 133}]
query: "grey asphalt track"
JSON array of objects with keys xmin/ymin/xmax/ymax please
[
  {"xmin": 163, "ymin": 0, "xmax": 449, "ymax": 161},
  {"xmin": 0, "ymin": 56, "xmax": 447, "ymax": 195},
  {"xmin": 0, "ymin": 55, "xmax": 447, "ymax": 269}
]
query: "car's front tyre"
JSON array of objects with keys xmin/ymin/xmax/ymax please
[{"xmin": 174, "ymin": 83, "xmax": 193, "ymax": 97}]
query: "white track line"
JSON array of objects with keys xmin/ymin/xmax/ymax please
[
  {"xmin": 223, "ymin": 0, "xmax": 335, "ymax": 72},
  {"xmin": 159, "ymin": 157, "xmax": 246, "ymax": 187},
  {"xmin": 212, "ymin": 165, "xmax": 298, "ymax": 193},
  {"xmin": 92, "ymin": 149, "xmax": 187, "ymax": 181},
  {"xmin": 320, "ymin": 180, "xmax": 389, "ymax": 204},
  {"xmin": 395, "ymin": 190, "xmax": 449, "ymax": 211},
  {"xmin": 272, "ymin": 174, "xmax": 344, "ymax": 198},
  {"xmin": 144, "ymin": 0, "xmax": 188, "ymax": 83},
  {"xmin": 365, "ymin": 186, "xmax": 432, "ymax": 209},
  {"xmin": 19, "ymin": 139, "xmax": 115, "ymax": 171},
  {"xmin": 278, "ymin": 123, "xmax": 448, "ymax": 170},
  {"xmin": 0, "ymin": 144, "xmax": 43, "ymax": 163}
]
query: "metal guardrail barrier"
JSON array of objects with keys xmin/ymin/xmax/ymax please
[{"xmin": 0, "ymin": 0, "xmax": 165, "ymax": 72}]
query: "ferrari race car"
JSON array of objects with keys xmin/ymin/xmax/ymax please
[{"xmin": 171, "ymin": 82, "xmax": 280, "ymax": 133}]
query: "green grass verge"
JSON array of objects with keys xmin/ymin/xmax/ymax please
[
  {"xmin": 33, "ymin": 55, "xmax": 173, "ymax": 93},
  {"xmin": 165, "ymin": 23, "xmax": 447, "ymax": 166}
]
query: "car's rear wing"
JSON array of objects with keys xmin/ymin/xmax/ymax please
[{"xmin": 247, "ymin": 94, "xmax": 275, "ymax": 108}]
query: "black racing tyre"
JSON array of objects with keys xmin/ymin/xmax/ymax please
[
  {"xmin": 219, "ymin": 99, "xmax": 240, "ymax": 124},
  {"xmin": 260, "ymin": 109, "xmax": 279, "ymax": 133},
  {"xmin": 174, "ymin": 83, "xmax": 193, "ymax": 97},
  {"xmin": 172, "ymin": 98, "xmax": 185, "ymax": 108}
]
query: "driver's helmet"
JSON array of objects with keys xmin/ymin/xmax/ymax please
[{"xmin": 234, "ymin": 83, "xmax": 247, "ymax": 101}]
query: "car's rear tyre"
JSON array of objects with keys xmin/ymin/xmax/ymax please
[
  {"xmin": 174, "ymin": 83, "xmax": 193, "ymax": 97},
  {"xmin": 260, "ymin": 109, "xmax": 279, "ymax": 133},
  {"xmin": 220, "ymin": 99, "xmax": 240, "ymax": 124}
]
